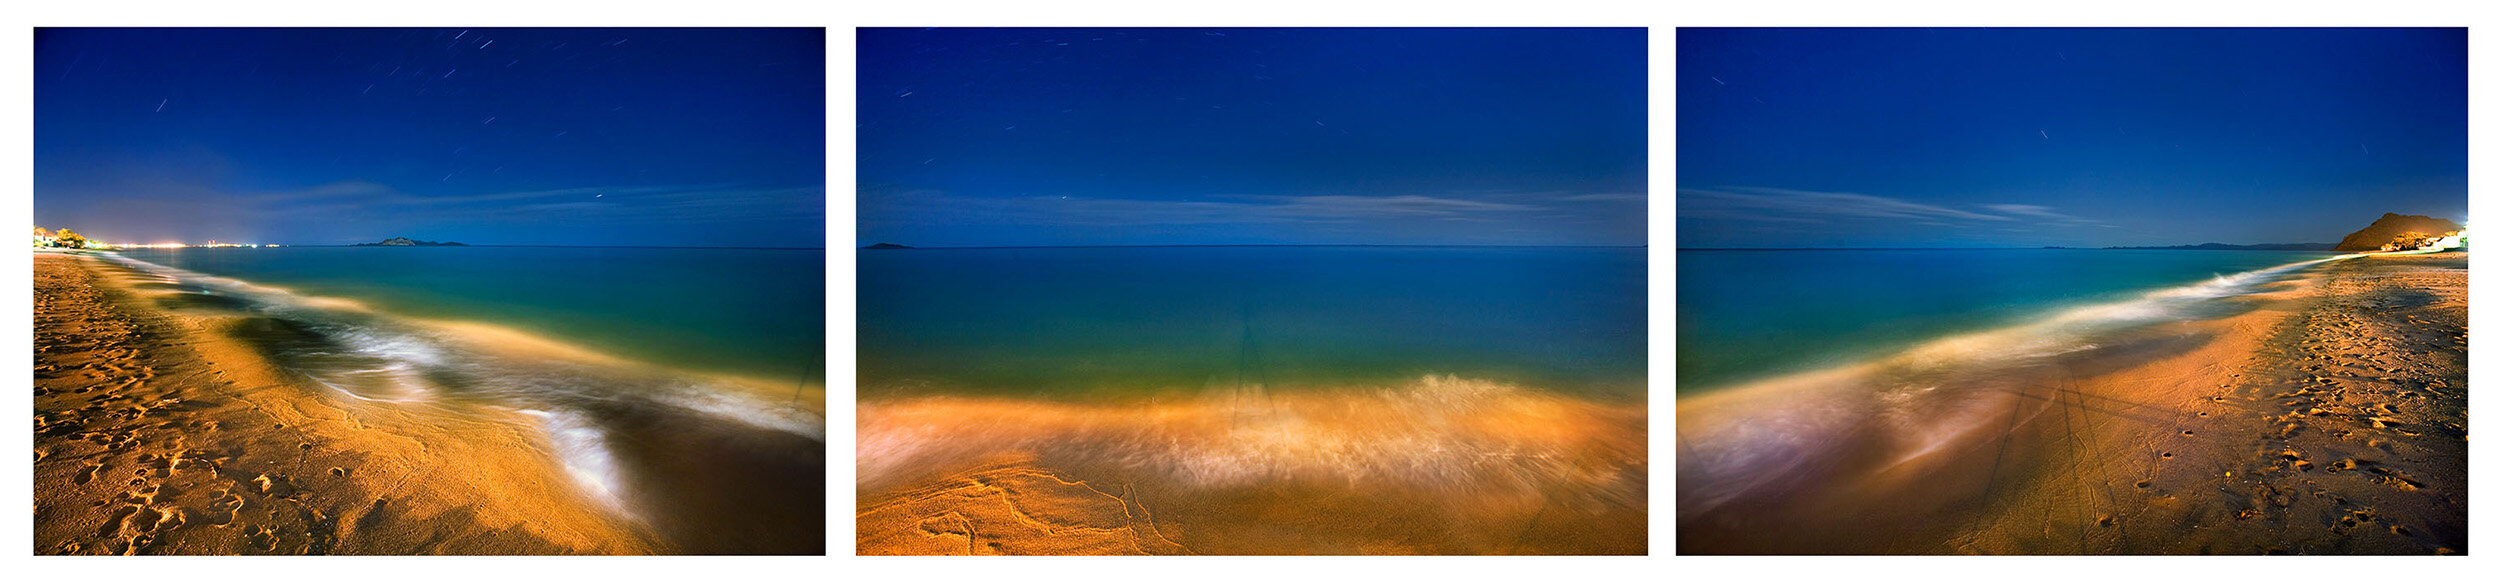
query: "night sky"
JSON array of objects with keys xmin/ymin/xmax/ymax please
[
  {"xmin": 1680, "ymin": 28, "xmax": 2466, "ymax": 249},
  {"xmin": 35, "ymin": 28, "xmax": 825, "ymax": 247},
  {"xmin": 857, "ymin": 28, "xmax": 1648, "ymax": 247}
]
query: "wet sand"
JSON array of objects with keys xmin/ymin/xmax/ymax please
[
  {"xmin": 858, "ymin": 376, "xmax": 1647, "ymax": 555},
  {"xmin": 34, "ymin": 251, "xmax": 821, "ymax": 554},
  {"xmin": 1678, "ymin": 252, "xmax": 2466, "ymax": 554}
]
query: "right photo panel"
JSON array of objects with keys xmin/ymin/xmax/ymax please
[{"xmin": 1676, "ymin": 27, "xmax": 2466, "ymax": 555}]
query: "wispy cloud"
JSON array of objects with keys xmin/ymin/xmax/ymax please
[
  {"xmin": 1681, "ymin": 186, "xmax": 2013, "ymax": 223},
  {"xmin": 1682, "ymin": 187, "xmax": 2119, "ymax": 230},
  {"xmin": 869, "ymin": 192, "xmax": 1557, "ymax": 227},
  {"xmin": 1559, "ymin": 193, "xmax": 1647, "ymax": 203},
  {"xmin": 254, "ymin": 181, "xmax": 822, "ymax": 224},
  {"xmin": 1983, "ymin": 203, "xmax": 2121, "ymax": 228}
]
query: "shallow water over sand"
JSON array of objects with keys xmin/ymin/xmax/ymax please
[{"xmin": 1678, "ymin": 249, "xmax": 2342, "ymax": 392}]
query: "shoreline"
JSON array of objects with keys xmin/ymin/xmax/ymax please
[
  {"xmin": 101, "ymin": 250, "xmax": 829, "ymax": 397},
  {"xmin": 35, "ymin": 251, "xmax": 654, "ymax": 554},
  {"xmin": 1677, "ymin": 251, "xmax": 2466, "ymax": 554},
  {"xmin": 34, "ymin": 251, "xmax": 830, "ymax": 554}
]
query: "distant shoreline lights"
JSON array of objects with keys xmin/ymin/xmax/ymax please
[{"xmin": 31, "ymin": 226, "xmax": 272, "ymax": 250}]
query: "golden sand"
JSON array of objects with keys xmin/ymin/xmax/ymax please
[{"xmin": 33, "ymin": 252, "xmax": 655, "ymax": 554}]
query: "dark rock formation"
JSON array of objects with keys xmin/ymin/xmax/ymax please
[{"xmin": 2333, "ymin": 213, "xmax": 2461, "ymax": 252}]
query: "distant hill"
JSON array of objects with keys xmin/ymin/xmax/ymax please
[
  {"xmin": 2333, "ymin": 213, "xmax": 2461, "ymax": 251},
  {"xmin": 353, "ymin": 237, "xmax": 467, "ymax": 247},
  {"xmin": 2093, "ymin": 242, "xmax": 2340, "ymax": 251},
  {"xmin": 862, "ymin": 242, "xmax": 914, "ymax": 250}
]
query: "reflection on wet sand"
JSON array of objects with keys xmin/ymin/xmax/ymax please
[{"xmin": 859, "ymin": 376, "xmax": 1646, "ymax": 555}]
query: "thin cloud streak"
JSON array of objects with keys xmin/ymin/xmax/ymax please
[
  {"xmin": 1983, "ymin": 203, "xmax": 2122, "ymax": 228},
  {"xmin": 1684, "ymin": 187, "xmax": 2118, "ymax": 229},
  {"xmin": 871, "ymin": 192, "xmax": 1566, "ymax": 227},
  {"xmin": 1681, "ymin": 186, "xmax": 2013, "ymax": 223}
]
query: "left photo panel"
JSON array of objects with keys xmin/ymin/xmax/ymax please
[{"xmin": 31, "ymin": 27, "xmax": 828, "ymax": 555}]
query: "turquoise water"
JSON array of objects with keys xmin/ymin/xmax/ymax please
[
  {"xmin": 111, "ymin": 246, "xmax": 826, "ymax": 384},
  {"xmin": 858, "ymin": 246, "xmax": 1648, "ymax": 399},
  {"xmin": 1676, "ymin": 248, "xmax": 2338, "ymax": 393}
]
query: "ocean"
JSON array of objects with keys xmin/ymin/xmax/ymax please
[
  {"xmin": 112, "ymin": 246, "xmax": 826, "ymax": 386},
  {"xmin": 857, "ymin": 245, "xmax": 1649, "ymax": 400},
  {"xmin": 1676, "ymin": 248, "xmax": 2341, "ymax": 393}
]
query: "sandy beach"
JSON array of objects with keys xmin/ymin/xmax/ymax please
[
  {"xmin": 34, "ymin": 251, "xmax": 660, "ymax": 554},
  {"xmin": 858, "ymin": 376, "xmax": 1647, "ymax": 555},
  {"xmin": 1678, "ymin": 251, "xmax": 2466, "ymax": 554}
]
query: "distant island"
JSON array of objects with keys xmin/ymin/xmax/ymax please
[
  {"xmin": 862, "ymin": 243, "xmax": 914, "ymax": 250},
  {"xmin": 353, "ymin": 237, "xmax": 467, "ymax": 247}
]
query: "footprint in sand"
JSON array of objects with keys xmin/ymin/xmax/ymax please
[
  {"xmin": 243, "ymin": 526, "xmax": 279, "ymax": 553},
  {"xmin": 98, "ymin": 504, "xmax": 143, "ymax": 537},
  {"xmin": 2368, "ymin": 468, "xmax": 2424, "ymax": 491},
  {"xmin": 202, "ymin": 490, "xmax": 244, "ymax": 527}
]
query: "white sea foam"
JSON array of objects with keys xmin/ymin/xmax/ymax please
[
  {"xmin": 656, "ymin": 385, "xmax": 826, "ymax": 441},
  {"xmin": 519, "ymin": 408, "xmax": 634, "ymax": 517},
  {"xmin": 102, "ymin": 251, "xmax": 828, "ymax": 441}
]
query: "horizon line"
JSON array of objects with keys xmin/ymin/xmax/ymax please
[
  {"xmin": 167, "ymin": 244, "xmax": 830, "ymax": 251},
  {"xmin": 860, "ymin": 243, "xmax": 1650, "ymax": 250},
  {"xmin": 1680, "ymin": 245, "xmax": 2337, "ymax": 251}
]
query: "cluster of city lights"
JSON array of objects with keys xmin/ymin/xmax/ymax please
[{"xmin": 113, "ymin": 242, "xmax": 274, "ymax": 249}]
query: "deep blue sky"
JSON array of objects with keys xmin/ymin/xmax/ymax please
[
  {"xmin": 35, "ymin": 28, "xmax": 825, "ymax": 247},
  {"xmin": 1680, "ymin": 28, "xmax": 2466, "ymax": 248},
  {"xmin": 857, "ymin": 28, "xmax": 1647, "ymax": 247}
]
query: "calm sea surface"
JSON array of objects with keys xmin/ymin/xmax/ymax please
[{"xmin": 858, "ymin": 246, "xmax": 1649, "ymax": 400}]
